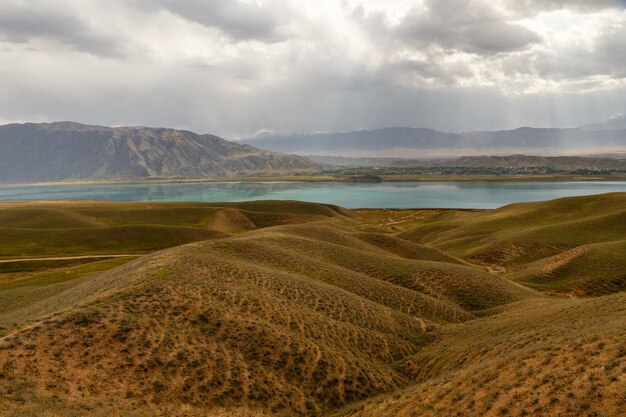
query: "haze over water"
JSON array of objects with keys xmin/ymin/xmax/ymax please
[{"xmin": 2, "ymin": 181, "xmax": 626, "ymax": 209}]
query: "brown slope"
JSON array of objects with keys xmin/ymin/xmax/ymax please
[
  {"xmin": 0, "ymin": 238, "xmax": 430, "ymax": 416},
  {"xmin": 0, "ymin": 219, "xmax": 537, "ymax": 416},
  {"xmin": 339, "ymin": 292, "xmax": 626, "ymax": 417}
]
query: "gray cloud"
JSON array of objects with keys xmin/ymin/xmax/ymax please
[
  {"xmin": 529, "ymin": 25, "xmax": 626, "ymax": 81},
  {"xmin": 0, "ymin": 0, "xmax": 624, "ymax": 139},
  {"xmin": 504, "ymin": 0, "xmax": 626, "ymax": 14},
  {"xmin": 598, "ymin": 27, "xmax": 626, "ymax": 78},
  {"xmin": 154, "ymin": 0, "xmax": 286, "ymax": 42},
  {"xmin": 0, "ymin": 1, "xmax": 125, "ymax": 56},
  {"xmin": 396, "ymin": 0, "xmax": 542, "ymax": 55}
]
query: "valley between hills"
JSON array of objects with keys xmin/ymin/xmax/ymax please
[{"xmin": 0, "ymin": 194, "xmax": 624, "ymax": 417}]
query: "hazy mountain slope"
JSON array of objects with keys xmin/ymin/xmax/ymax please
[
  {"xmin": 581, "ymin": 114, "xmax": 626, "ymax": 131},
  {"xmin": 241, "ymin": 127, "xmax": 626, "ymax": 157},
  {"xmin": 242, "ymin": 128, "xmax": 461, "ymax": 153},
  {"xmin": 0, "ymin": 122, "xmax": 319, "ymax": 181},
  {"xmin": 461, "ymin": 127, "xmax": 626, "ymax": 150}
]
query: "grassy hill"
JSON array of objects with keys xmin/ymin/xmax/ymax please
[
  {"xmin": 0, "ymin": 200, "xmax": 351, "ymax": 332},
  {"xmin": 510, "ymin": 239, "xmax": 626, "ymax": 295},
  {"xmin": 399, "ymin": 193, "xmax": 626, "ymax": 295},
  {"xmin": 0, "ymin": 200, "xmax": 350, "ymax": 258},
  {"xmin": 0, "ymin": 214, "xmax": 536, "ymax": 416},
  {"xmin": 0, "ymin": 194, "xmax": 624, "ymax": 416}
]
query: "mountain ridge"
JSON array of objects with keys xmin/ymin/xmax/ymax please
[
  {"xmin": 240, "ymin": 124, "xmax": 626, "ymax": 157},
  {"xmin": 0, "ymin": 122, "xmax": 320, "ymax": 182}
]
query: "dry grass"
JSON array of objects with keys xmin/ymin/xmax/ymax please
[
  {"xmin": 339, "ymin": 293, "xmax": 626, "ymax": 417},
  {"xmin": 0, "ymin": 218, "xmax": 536, "ymax": 416},
  {"xmin": 0, "ymin": 194, "xmax": 624, "ymax": 416},
  {"xmin": 0, "ymin": 200, "xmax": 351, "ymax": 258},
  {"xmin": 399, "ymin": 192, "xmax": 626, "ymax": 295},
  {"xmin": 510, "ymin": 239, "xmax": 626, "ymax": 295}
]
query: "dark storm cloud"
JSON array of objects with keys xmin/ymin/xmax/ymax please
[
  {"xmin": 154, "ymin": 0, "xmax": 285, "ymax": 41},
  {"xmin": 0, "ymin": 1, "xmax": 124, "ymax": 56},
  {"xmin": 396, "ymin": 0, "xmax": 542, "ymax": 55}
]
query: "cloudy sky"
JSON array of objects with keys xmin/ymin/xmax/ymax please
[{"xmin": 1, "ymin": 0, "xmax": 625, "ymax": 138}]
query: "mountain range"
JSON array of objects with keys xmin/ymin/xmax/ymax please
[
  {"xmin": 3, "ymin": 119, "xmax": 626, "ymax": 183},
  {"xmin": 0, "ymin": 122, "xmax": 319, "ymax": 182},
  {"xmin": 241, "ymin": 119, "xmax": 626, "ymax": 158}
]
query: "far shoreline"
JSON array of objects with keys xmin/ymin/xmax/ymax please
[{"xmin": 3, "ymin": 173, "xmax": 626, "ymax": 187}]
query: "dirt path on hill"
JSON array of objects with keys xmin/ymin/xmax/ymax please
[{"xmin": 0, "ymin": 254, "xmax": 142, "ymax": 264}]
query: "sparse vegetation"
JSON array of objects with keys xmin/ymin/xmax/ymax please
[{"xmin": 0, "ymin": 194, "xmax": 624, "ymax": 416}]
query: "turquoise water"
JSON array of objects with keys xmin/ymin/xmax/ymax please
[{"xmin": 1, "ymin": 181, "xmax": 626, "ymax": 209}]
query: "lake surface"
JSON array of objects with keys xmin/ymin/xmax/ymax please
[{"xmin": 1, "ymin": 181, "xmax": 626, "ymax": 209}]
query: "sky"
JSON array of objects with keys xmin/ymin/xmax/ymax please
[{"xmin": 0, "ymin": 0, "xmax": 625, "ymax": 138}]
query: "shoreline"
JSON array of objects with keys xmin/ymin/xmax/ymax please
[{"xmin": 2, "ymin": 173, "xmax": 626, "ymax": 187}]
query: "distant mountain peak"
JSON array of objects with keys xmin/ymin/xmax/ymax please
[{"xmin": 580, "ymin": 114, "xmax": 626, "ymax": 131}]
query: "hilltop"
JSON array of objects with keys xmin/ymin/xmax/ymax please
[{"xmin": 0, "ymin": 122, "xmax": 319, "ymax": 182}]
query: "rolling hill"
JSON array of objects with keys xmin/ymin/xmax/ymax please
[
  {"xmin": 0, "ymin": 200, "xmax": 349, "ymax": 258},
  {"xmin": 0, "ymin": 202, "xmax": 537, "ymax": 416},
  {"xmin": 398, "ymin": 193, "xmax": 626, "ymax": 295},
  {"xmin": 0, "ymin": 122, "xmax": 319, "ymax": 182},
  {"xmin": 0, "ymin": 194, "xmax": 625, "ymax": 416},
  {"xmin": 0, "ymin": 200, "xmax": 352, "ymax": 332},
  {"xmin": 340, "ymin": 292, "xmax": 626, "ymax": 417}
]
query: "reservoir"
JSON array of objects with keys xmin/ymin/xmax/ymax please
[{"xmin": 1, "ymin": 181, "xmax": 626, "ymax": 209}]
